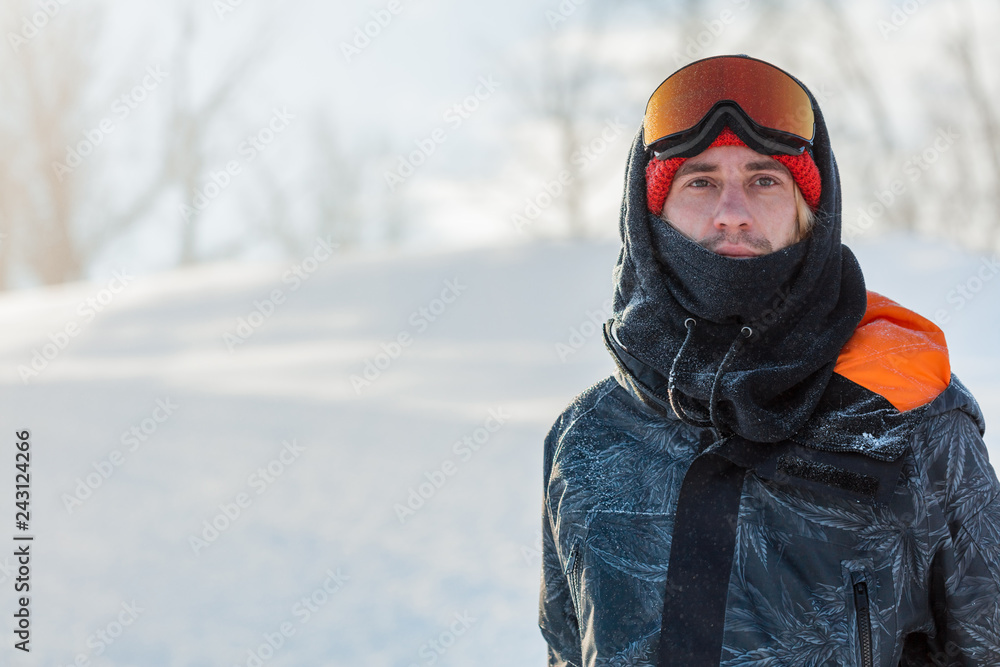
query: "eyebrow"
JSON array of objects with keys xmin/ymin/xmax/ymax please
[
  {"xmin": 746, "ymin": 158, "xmax": 787, "ymax": 172},
  {"xmin": 674, "ymin": 157, "xmax": 789, "ymax": 179},
  {"xmin": 675, "ymin": 161, "xmax": 717, "ymax": 178}
]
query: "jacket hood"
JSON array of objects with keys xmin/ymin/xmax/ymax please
[{"xmin": 608, "ymin": 73, "xmax": 869, "ymax": 443}]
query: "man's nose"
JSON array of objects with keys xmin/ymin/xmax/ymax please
[{"xmin": 712, "ymin": 184, "xmax": 753, "ymax": 231}]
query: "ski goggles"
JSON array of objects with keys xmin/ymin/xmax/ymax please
[{"xmin": 643, "ymin": 55, "xmax": 815, "ymax": 160}]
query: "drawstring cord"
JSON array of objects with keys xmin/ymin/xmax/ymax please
[
  {"xmin": 667, "ymin": 318, "xmax": 712, "ymax": 428},
  {"xmin": 708, "ymin": 325, "xmax": 754, "ymax": 434},
  {"xmin": 667, "ymin": 318, "xmax": 754, "ymax": 435}
]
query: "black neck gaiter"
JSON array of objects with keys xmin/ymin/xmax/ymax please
[
  {"xmin": 649, "ymin": 215, "xmax": 808, "ymax": 325},
  {"xmin": 610, "ymin": 94, "xmax": 868, "ymax": 443}
]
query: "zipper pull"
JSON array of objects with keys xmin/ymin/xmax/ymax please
[
  {"xmin": 851, "ymin": 570, "xmax": 870, "ymax": 610},
  {"xmin": 853, "ymin": 581, "xmax": 869, "ymax": 609}
]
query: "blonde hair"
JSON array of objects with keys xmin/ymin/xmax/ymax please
[{"xmin": 794, "ymin": 183, "xmax": 816, "ymax": 240}]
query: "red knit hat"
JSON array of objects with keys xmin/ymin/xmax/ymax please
[{"xmin": 645, "ymin": 127, "xmax": 822, "ymax": 215}]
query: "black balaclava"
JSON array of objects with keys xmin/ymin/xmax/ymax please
[{"xmin": 609, "ymin": 81, "xmax": 868, "ymax": 443}]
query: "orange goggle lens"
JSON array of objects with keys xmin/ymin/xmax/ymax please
[{"xmin": 643, "ymin": 55, "xmax": 815, "ymax": 151}]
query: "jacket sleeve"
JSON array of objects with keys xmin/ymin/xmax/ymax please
[
  {"xmin": 913, "ymin": 407, "xmax": 1000, "ymax": 665},
  {"xmin": 538, "ymin": 413, "xmax": 583, "ymax": 667}
]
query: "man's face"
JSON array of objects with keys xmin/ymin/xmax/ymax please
[{"xmin": 660, "ymin": 144, "xmax": 799, "ymax": 258}]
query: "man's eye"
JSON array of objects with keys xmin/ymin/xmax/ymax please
[
  {"xmin": 689, "ymin": 178, "xmax": 710, "ymax": 187},
  {"xmin": 755, "ymin": 176, "xmax": 777, "ymax": 186}
]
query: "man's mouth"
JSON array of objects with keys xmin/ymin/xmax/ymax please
[{"xmin": 712, "ymin": 243, "xmax": 761, "ymax": 258}]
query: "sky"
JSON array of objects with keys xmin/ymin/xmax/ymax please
[{"xmin": 8, "ymin": 0, "xmax": 999, "ymax": 277}]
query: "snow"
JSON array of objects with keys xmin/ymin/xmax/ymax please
[{"xmin": 0, "ymin": 234, "xmax": 995, "ymax": 665}]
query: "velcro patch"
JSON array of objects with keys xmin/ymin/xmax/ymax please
[{"xmin": 776, "ymin": 454, "xmax": 880, "ymax": 499}]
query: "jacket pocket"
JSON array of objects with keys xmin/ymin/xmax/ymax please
[
  {"xmin": 564, "ymin": 533, "xmax": 584, "ymax": 617},
  {"xmin": 851, "ymin": 569, "xmax": 874, "ymax": 667},
  {"xmin": 840, "ymin": 558, "xmax": 885, "ymax": 667},
  {"xmin": 574, "ymin": 511, "xmax": 673, "ymax": 657}
]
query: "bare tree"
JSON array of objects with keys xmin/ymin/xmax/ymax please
[
  {"xmin": 0, "ymin": 1, "xmax": 273, "ymax": 287},
  {"xmin": 536, "ymin": 43, "xmax": 591, "ymax": 239},
  {"xmin": 166, "ymin": 5, "xmax": 275, "ymax": 265},
  {"xmin": 816, "ymin": 0, "xmax": 926, "ymax": 237},
  {"xmin": 0, "ymin": 1, "xmax": 99, "ymax": 285},
  {"xmin": 0, "ymin": 130, "xmax": 19, "ymax": 290},
  {"xmin": 950, "ymin": 0, "xmax": 1000, "ymax": 249},
  {"xmin": 509, "ymin": 22, "xmax": 618, "ymax": 240},
  {"xmin": 310, "ymin": 117, "xmax": 365, "ymax": 251}
]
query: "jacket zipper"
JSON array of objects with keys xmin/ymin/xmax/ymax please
[
  {"xmin": 565, "ymin": 539, "xmax": 583, "ymax": 612},
  {"xmin": 565, "ymin": 540, "xmax": 581, "ymax": 580},
  {"xmin": 851, "ymin": 571, "xmax": 874, "ymax": 667}
]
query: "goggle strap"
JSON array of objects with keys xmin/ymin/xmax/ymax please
[{"xmin": 652, "ymin": 105, "xmax": 808, "ymax": 160}]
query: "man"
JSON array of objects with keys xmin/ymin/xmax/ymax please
[{"xmin": 539, "ymin": 55, "xmax": 1000, "ymax": 666}]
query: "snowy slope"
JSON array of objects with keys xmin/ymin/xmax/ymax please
[{"xmin": 0, "ymin": 235, "xmax": 996, "ymax": 666}]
